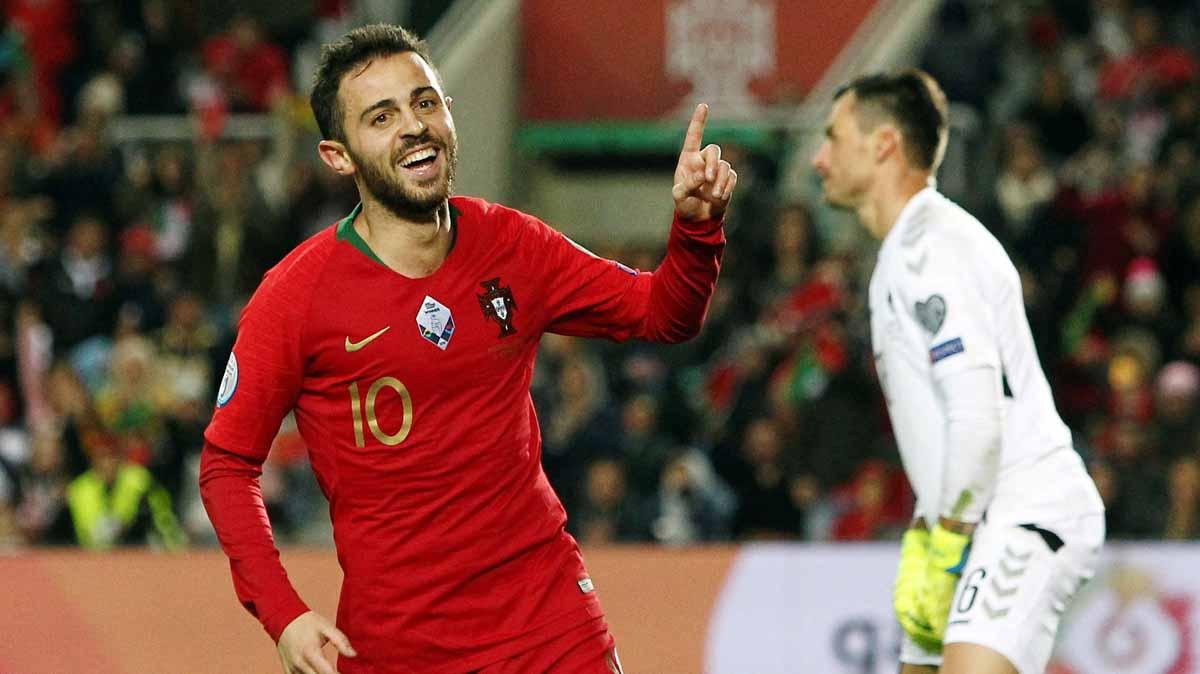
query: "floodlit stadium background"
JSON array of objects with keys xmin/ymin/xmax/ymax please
[{"xmin": 1, "ymin": 1, "xmax": 1199, "ymax": 672}]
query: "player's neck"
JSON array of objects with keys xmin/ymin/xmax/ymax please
[
  {"xmin": 355, "ymin": 199, "xmax": 454, "ymax": 278},
  {"xmin": 858, "ymin": 170, "xmax": 930, "ymax": 240}
]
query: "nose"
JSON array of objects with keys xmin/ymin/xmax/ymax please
[
  {"xmin": 811, "ymin": 143, "xmax": 829, "ymax": 175},
  {"xmin": 398, "ymin": 108, "xmax": 427, "ymax": 138}
]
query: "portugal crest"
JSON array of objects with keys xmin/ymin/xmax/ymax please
[{"xmin": 477, "ymin": 277, "xmax": 517, "ymax": 337}]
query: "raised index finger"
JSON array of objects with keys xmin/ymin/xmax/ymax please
[{"xmin": 681, "ymin": 103, "xmax": 709, "ymax": 154}]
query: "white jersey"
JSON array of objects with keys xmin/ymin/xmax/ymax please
[{"xmin": 868, "ymin": 187, "xmax": 1103, "ymax": 525}]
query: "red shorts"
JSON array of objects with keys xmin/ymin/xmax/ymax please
[{"xmin": 475, "ymin": 617, "xmax": 622, "ymax": 674}]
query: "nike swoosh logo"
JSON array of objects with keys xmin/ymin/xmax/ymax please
[{"xmin": 345, "ymin": 326, "xmax": 390, "ymax": 352}]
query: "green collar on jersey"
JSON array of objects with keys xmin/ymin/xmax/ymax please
[
  {"xmin": 335, "ymin": 202, "xmax": 461, "ymax": 268},
  {"xmin": 335, "ymin": 203, "xmax": 385, "ymax": 265}
]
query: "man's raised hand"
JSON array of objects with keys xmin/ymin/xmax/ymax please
[{"xmin": 673, "ymin": 103, "xmax": 737, "ymax": 222}]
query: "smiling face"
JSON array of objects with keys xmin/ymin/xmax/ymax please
[{"xmin": 331, "ymin": 51, "xmax": 458, "ymax": 219}]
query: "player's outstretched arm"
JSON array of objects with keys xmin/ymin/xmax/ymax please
[
  {"xmin": 277, "ymin": 611, "xmax": 356, "ymax": 674},
  {"xmin": 672, "ymin": 103, "xmax": 737, "ymax": 222},
  {"xmin": 535, "ymin": 104, "xmax": 732, "ymax": 343}
]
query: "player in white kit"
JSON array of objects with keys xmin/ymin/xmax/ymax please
[{"xmin": 811, "ymin": 70, "xmax": 1105, "ymax": 674}]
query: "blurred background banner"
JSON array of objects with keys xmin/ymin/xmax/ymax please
[
  {"xmin": 706, "ymin": 544, "xmax": 1200, "ymax": 674},
  {"xmin": 520, "ymin": 0, "xmax": 878, "ymax": 122},
  {"xmin": 5, "ymin": 545, "xmax": 1200, "ymax": 674}
]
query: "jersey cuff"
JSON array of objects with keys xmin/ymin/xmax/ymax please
[
  {"xmin": 671, "ymin": 212, "xmax": 725, "ymax": 240},
  {"xmin": 263, "ymin": 593, "xmax": 312, "ymax": 642}
]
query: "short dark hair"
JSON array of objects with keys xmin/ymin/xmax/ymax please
[
  {"xmin": 834, "ymin": 70, "xmax": 949, "ymax": 171},
  {"xmin": 310, "ymin": 24, "xmax": 437, "ymax": 142}
]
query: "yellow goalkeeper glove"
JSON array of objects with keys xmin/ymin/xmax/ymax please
[
  {"xmin": 894, "ymin": 527, "xmax": 941, "ymax": 652},
  {"xmin": 918, "ymin": 523, "xmax": 972, "ymax": 642}
]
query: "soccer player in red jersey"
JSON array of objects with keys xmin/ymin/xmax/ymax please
[{"xmin": 200, "ymin": 24, "xmax": 736, "ymax": 674}]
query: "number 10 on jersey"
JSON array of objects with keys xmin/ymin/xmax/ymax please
[{"xmin": 349, "ymin": 377, "xmax": 413, "ymax": 447}]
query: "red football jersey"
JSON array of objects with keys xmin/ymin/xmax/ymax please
[{"xmin": 200, "ymin": 196, "xmax": 724, "ymax": 674}]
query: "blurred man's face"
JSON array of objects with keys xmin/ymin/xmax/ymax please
[
  {"xmin": 337, "ymin": 52, "xmax": 458, "ymax": 219},
  {"xmin": 69, "ymin": 217, "xmax": 106, "ymax": 257},
  {"xmin": 743, "ymin": 419, "xmax": 781, "ymax": 466},
  {"xmin": 812, "ymin": 94, "xmax": 875, "ymax": 210},
  {"xmin": 586, "ymin": 460, "xmax": 626, "ymax": 508}
]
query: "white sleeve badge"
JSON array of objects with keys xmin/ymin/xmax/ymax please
[{"xmin": 216, "ymin": 352, "xmax": 238, "ymax": 407}]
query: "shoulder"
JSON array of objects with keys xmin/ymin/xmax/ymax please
[
  {"xmin": 451, "ymin": 195, "xmax": 530, "ymax": 228},
  {"xmin": 265, "ymin": 226, "xmax": 339, "ymax": 286},
  {"xmin": 451, "ymin": 195, "xmax": 556, "ymax": 244},
  {"xmin": 899, "ymin": 193, "xmax": 1013, "ymax": 284},
  {"xmin": 247, "ymin": 227, "xmax": 339, "ymax": 319},
  {"xmin": 67, "ymin": 471, "xmax": 94, "ymax": 495},
  {"xmin": 258, "ymin": 227, "xmax": 338, "ymax": 296}
]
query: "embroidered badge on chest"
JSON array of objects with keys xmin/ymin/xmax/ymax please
[
  {"xmin": 416, "ymin": 295, "xmax": 455, "ymax": 350},
  {"xmin": 477, "ymin": 277, "xmax": 517, "ymax": 337}
]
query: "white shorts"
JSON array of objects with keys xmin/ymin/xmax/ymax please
[{"xmin": 900, "ymin": 512, "xmax": 1105, "ymax": 674}]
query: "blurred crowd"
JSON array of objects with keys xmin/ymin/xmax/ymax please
[{"xmin": 0, "ymin": 0, "xmax": 1198, "ymax": 551}]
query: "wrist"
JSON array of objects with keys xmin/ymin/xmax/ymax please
[
  {"xmin": 937, "ymin": 516, "xmax": 977, "ymax": 536},
  {"xmin": 672, "ymin": 211, "xmax": 724, "ymax": 234}
]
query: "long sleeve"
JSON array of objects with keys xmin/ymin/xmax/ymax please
[
  {"xmin": 935, "ymin": 366, "xmax": 1004, "ymax": 523},
  {"xmin": 541, "ymin": 212, "xmax": 725, "ymax": 343},
  {"xmin": 200, "ymin": 439, "xmax": 309, "ymax": 641},
  {"xmin": 641, "ymin": 215, "xmax": 727, "ymax": 342},
  {"xmin": 200, "ymin": 243, "xmax": 324, "ymax": 641}
]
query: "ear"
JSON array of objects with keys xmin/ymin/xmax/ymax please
[
  {"xmin": 444, "ymin": 96, "xmax": 453, "ymax": 110},
  {"xmin": 873, "ymin": 124, "xmax": 900, "ymax": 164},
  {"xmin": 318, "ymin": 140, "xmax": 355, "ymax": 176}
]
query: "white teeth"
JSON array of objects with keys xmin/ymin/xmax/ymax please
[{"xmin": 399, "ymin": 148, "xmax": 437, "ymax": 167}]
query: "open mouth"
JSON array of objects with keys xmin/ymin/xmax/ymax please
[{"xmin": 397, "ymin": 146, "xmax": 440, "ymax": 177}]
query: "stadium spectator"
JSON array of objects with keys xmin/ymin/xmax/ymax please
[
  {"xmin": 28, "ymin": 214, "xmax": 117, "ymax": 354},
  {"xmin": 1097, "ymin": 7, "xmax": 1197, "ymax": 101},
  {"xmin": 1154, "ymin": 361, "xmax": 1200, "ymax": 460},
  {"xmin": 1097, "ymin": 420, "xmax": 1169, "ymax": 538},
  {"xmin": 201, "ymin": 15, "xmax": 291, "ymax": 113},
  {"xmin": 1019, "ymin": 63, "xmax": 1092, "ymax": 161},
  {"xmin": 13, "ymin": 425, "xmax": 72, "ymax": 544},
  {"xmin": 994, "ymin": 124, "xmax": 1057, "ymax": 235},
  {"xmin": 1165, "ymin": 456, "xmax": 1200, "ymax": 539},
  {"xmin": 829, "ymin": 459, "xmax": 909, "ymax": 542},
  {"xmin": 65, "ymin": 433, "xmax": 184, "ymax": 549},
  {"xmin": 648, "ymin": 447, "xmax": 734, "ymax": 545},
  {"xmin": 571, "ymin": 456, "xmax": 648, "ymax": 544},
  {"xmin": 617, "ymin": 393, "xmax": 674, "ymax": 502},
  {"xmin": 542, "ymin": 352, "xmax": 621, "ymax": 515},
  {"xmin": 729, "ymin": 417, "xmax": 805, "ymax": 540}
]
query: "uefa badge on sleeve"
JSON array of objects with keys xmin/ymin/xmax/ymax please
[
  {"xmin": 416, "ymin": 295, "xmax": 456, "ymax": 350},
  {"xmin": 216, "ymin": 352, "xmax": 238, "ymax": 407}
]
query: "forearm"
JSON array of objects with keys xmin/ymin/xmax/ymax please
[
  {"xmin": 936, "ymin": 366, "xmax": 1004, "ymax": 526},
  {"xmin": 200, "ymin": 441, "xmax": 309, "ymax": 641},
  {"xmin": 641, "ymin": 213, "xmax": 725, "ymax": 343}
]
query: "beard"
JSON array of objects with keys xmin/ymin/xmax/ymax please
[{"xmin": 350, "ymin": 132, "xmax": 458, "ymax": 220}]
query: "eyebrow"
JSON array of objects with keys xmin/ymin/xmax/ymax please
[{"xmin": 358, "ymin": 87, "xmax": 440, "ymax": 123}]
